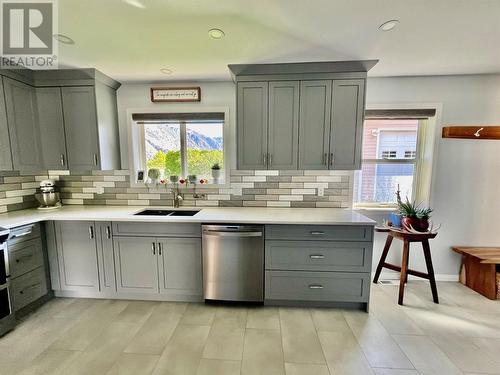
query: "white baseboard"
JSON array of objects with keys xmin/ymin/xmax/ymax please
[{"xmin": 373, "ymin": 271, "xmax": 459, "ymax": 282}]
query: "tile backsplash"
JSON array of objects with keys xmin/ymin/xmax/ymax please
[{"xmin": 0, "ymin": 169, "xmax": 353, "ymax": 213}]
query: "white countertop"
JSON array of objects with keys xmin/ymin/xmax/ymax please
[{"xmin": 0, "ymin": 205, "xmax": 375, "ymax": 229}]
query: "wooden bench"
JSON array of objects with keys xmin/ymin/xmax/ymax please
[{"xmin": 452, "ymin": 247, "xmax": 500, "ymax": 300}]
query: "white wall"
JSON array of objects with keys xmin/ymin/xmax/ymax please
[{"xmin": 116, "ymin": 74, "xmax": 500, "ymax": 278}]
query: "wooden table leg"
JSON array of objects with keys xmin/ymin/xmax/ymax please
[
  {"xmin": 422, "ymin": 239, "xmax": 439, "ymax": 304},
  {"xmin": 398, "ymin": 240, "xmax": 410, "ymax": 305},
  {"xmin": 373, "ymin": 235, "xmax": 393, "ymax": 283}
]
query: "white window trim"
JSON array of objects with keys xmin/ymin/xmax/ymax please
[
  {"xmin": 354, "ymin": 102, "xmax": 442, "ymax": 210},
  {"xmin": 127, "ymin": 105, "xmax": 231, "ymax": 188}
]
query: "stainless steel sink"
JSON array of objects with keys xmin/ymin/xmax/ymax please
[{"xmin": 134, "ymin": 209, "xmax": 200, "ymax": 217}]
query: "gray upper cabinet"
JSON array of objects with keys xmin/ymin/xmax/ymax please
[
  {"xmin": 158, "ymin": 238, "xmax": 202, "ymax": 298},
  {"xmin": 55, "ymin": 221, "xmax": 100, "ymax": 292},
  {"xmin": 0, "ymin": 78, "xmax": 13, "ymax": 170},
  {"xmin": 268, "ymin": 81, "xmax": 299, "ymax": 169},
  {"xmin": 3, "ymin": 77, "xmax": 42, "ymax": 173},
  {"xmin": 114, "ymin": 236, "xmax": 159, "ymax": 295},
  {"xmin": 237, "ymin": 82, "xmax": 268, "ymax": 170},
  {"xmin": 61, "ymin": 86, "xmax": 101, "ymax": 171},
  {"xmin": 35, "ymin": 87, "xmax": 68, "ymax": 169},
  {"xmin": 331, "ymin": 80, "xmax": 365, "ymax": 170},
  {"xmin": 298, "ymin": 80, "xmax": 332, "ymax": 170}
]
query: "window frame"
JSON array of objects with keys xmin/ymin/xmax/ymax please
[
  {"xmin": 353, "ymin": 120, "xmax": 426, "ymax": 209},
  {"xmin": 127, "ymin": 106, "xmax": 231, "ymax": 188}
]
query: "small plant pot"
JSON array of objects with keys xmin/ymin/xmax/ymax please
[
  {"xmin": 402, "ymin": 217, "xmax": 429, "ymax": 232},
  {"xmin": 211, "ymin": 168, "xmax": 221, "ymax": 182}
]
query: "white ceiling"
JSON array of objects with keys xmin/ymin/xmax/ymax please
[{"xmin": 57, "ymin": 0, "xmax": 500, "ymax": 82}]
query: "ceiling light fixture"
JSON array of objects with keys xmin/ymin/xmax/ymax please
[
  {"xmin": 123, "ymin": 0, "xmax": 146, "ymax": 9},
  {"xmin": 160, "ymin": 68, "xmax": 173, "ymax": 75},
  {"xmin": 208, "ymin": 28, "xmax": 225, "ymax": 39},
  {"xmin": 53, "ymin": 34, "xmax": 75, "ymax": 44},
  {"xmin": 379, "ymin": 19, "xmax": 399, "ymax": 31}
]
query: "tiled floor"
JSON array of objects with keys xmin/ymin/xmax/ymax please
[{"xmin": 1, "ymin": 281, "xmax": 500, "ymax": 374}]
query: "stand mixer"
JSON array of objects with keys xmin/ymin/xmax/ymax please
[{"xmin": 35, "ymin": 179, "xmax": 62, "ymax": 209}]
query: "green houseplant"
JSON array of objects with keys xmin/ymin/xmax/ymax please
[
  {"xmin": 211, "ymin": 163, "xmax": 221, "ymax": 182},
  {"xmin": 397, "ymin": 198, "xmax": 433, "ymax": 232}
]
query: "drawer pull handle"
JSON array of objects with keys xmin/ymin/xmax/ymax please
[
  {"xmin": 15, "ymin": 254, "xmax": 34, "ymax": 263},
  {"xmin": 20, "ymin": 282, "xmax": 41, "ymax": 294},
  {"xmin": 309, "ymin": 284, "xmax": 324, "ymax": 289},
  {"xmin": 11, "ymin": 229, "xmax": 33, "ymax": 238},
  {"xmin": 309, "ymin": 231, "xmax": 325, "ymax": 235},
  {"xmin": 105, "ymin": 226, "xmax": 111, "ymax": 239},
  {"xmin": 309, "ymin": 254, "xmax": 325, "ymax": 259}
]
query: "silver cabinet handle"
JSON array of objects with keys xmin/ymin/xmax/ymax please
[
  {"xmin": 89, "ymin": 226, "xmax": 94, "ymax": 239},
  {"xmin": 309, "ymin": 285, "xmax": 324, "ymax": 289},
  {"xmin": 60, "ymin": 154, "xmax": 65, "ymax": 166},
  {"xmin": 268, "ymin": 153, "xmax": 272, "ymax": 166},
  {"xmin": 158, "ymin": 242, "xmax": 162, "ymax": 256},
  {"xmin": 309, "ymin": 231, "xmax": 325, "ymax": 236},
  {"xmin": 15, "ymin": 254, "xmax": 33, "ymax": 263},
  {"xmin": 105, "ymin": 226, "xmax": 111, "ymax": 239},
  {"xmin": 20, "ymin": 282, "xmax": 41, "ymax": 294},
  {"xmin": 11, "ymin": 230, "xmax": 32, "ymax": 238},
  {"xmin": 329, "ymin": 153, "xmax": 334, "ymax": 166},
  {"xmin": 93, "ymin": 153, "xmax": 98, "ymax": 166},
  {"xmin": 309, "ymin": 254, "xmax": 325, "ymax": 259},
  {"xmin": 323, "ymin": 153, "xmax": 328, "ymax": 166},
  {"xmin": 203, "ymin": 231, "xmax": 263, "ymax": 238},
  {"xmin": 263, "ymin": 153, "xmax": 267, "ymax": 166},
  {"xmin": 152, "ymin": 243, "xmax": 156, "ymax": 255}
]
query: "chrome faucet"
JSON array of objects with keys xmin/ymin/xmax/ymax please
[{"xmin": 173, "ymin": 190, "xmax": 183, "ymax": 208}]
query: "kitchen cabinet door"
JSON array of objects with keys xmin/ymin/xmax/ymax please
[
  {"xmin": 0, "ymin": 78, "xmax": 13, "ymax": 170},
  {"xmin": 36, "ymin": 87, "xmax": 68, "ymax": 169},
  {"xmin": 55, "ymin": 221, "xmax": 100, "ymax": 292},
  {"xmin": 268, "ymin": 81, "xmax": 299, "ymax": 170},
  {"xmin": 330, "ymin": 79, "xmax": 365, "ymax": 170},
  {"xmin": 298, "ymin": 80, "xmax": 332, "ymax": 170},
  {"xmin": 3, "ymin": 77, "xmax": 42, "ymax": 173},
  {"xmin": 96, "ymin": 222, "xmax": 116, "ymax": 293},
  {"xmin": 158, "ymin": 238, "xmax": 202, "ymax": 298},
  {"xmin": 113, "ymin": 236, "xmax": 159, "ymax": 295},
  {"xmin": 237, "ymin": 81, "xmax": 268, "ymax": 169},
  {"xmin": 61, "ymin": 86, "xmax": 100, "ymax": 171}
]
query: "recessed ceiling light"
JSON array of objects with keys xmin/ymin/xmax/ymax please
[
  {"xmin": 123, "ymin": 0, "xmax": 146, "ymax": 9},
  {"xmin": 379, "ymin": 19, "xmax": 399, "ymax": 31},
  {"xmin": 160, "ymin": 68, "xmax": 173, "ymax": 75},
  {"xmin": 53, "ymin": 34, "xmax": 75, "ymax": 45},
  {"xmin": 208, "ymin": 28, "xmax": 225, "ymax": 39}
]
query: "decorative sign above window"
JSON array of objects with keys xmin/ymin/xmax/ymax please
[
  {"xmin": 150, "ymin": 87, "xmax": 201, "ymax": 103},
  {"xmin": 442, "ymin": 126, "xmax": 500, "ymax": 140}
]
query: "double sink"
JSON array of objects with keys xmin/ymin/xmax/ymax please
[{"xmin": 134, "ymin": 209, "xmax": 200, "ymax": 217}]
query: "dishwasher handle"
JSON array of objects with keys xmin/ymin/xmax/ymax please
[{"xmin": 203, "ymin": 230, "xmax": 263, "ymax": 238}]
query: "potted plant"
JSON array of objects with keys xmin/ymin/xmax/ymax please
[
  {"xmin": 397, "ymin": 198, "xmax": 433, "ymax": 232},
  {"xmin": 211, "ymin": 163, "xmax": 221, "ymax": 182},
  {"xmin": 187, "ymin": 175, "xmax": 198, "ymax": 184},
  {"xmin": 147, "ymin": 168, "xmax": 161, "ymax": 186}
]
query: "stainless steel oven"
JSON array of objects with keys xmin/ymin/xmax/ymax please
[
  {"xmin": 0, "ymin": 226, "xmax": 15, "ymax": 337},
  {"xmin": 202, "ymin": 225, "xmax": 264, "ymax": 302}
]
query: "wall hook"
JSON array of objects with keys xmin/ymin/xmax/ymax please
[{"xmin": 474, "ymin": 127, "xmax": 484, "ymax": 137}]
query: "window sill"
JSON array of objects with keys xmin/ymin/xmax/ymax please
[{"xmin": 352, "ymin": 205, "xmax": 397, "ymax": 212}]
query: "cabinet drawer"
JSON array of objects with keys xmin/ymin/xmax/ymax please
[
  {"xmin": 8, "ymin": 223, "xmax": 41, "ymax": 245},
  {"xmin": 265, "ymin": 241, "xmax": 371, "ymax": 272},
  {"xmin": 113, "ymin": 222, "xmax": 201, "ymax": 238},
  {"xmin": 265, "ymin": 270, "xmax": 369, "ymax": 302},
  {"xmin": 9, "ymin": 238, "xmax": 44, "ymax": 278},
  {"xmin": 10, "ymin": 267, "xmax": 47, "ymax": 311},
  {"xmin": 266, "ymin": 225, "xmax": 372, "ymax": 242}
]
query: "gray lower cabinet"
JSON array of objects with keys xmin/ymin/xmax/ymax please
[
  {"xmin": 113, "ymin": 236, "xmax": 159, "ymax": 295},
  {"xmin": 3, "ymin": 77, "xmax": 42, "ymax": 173},
  {"xmin": 158, "ymin": 238, "xmax": 202, "ymax": 297},
  {"xmin": 237, "ymin": 82, "xmax": 268, "ymax": 169},
  {"xmin": 35, "ymin": 87, "xmax": 68, "ymax": 169},
  {"xmin": 0, "ymin": 78, "xmax": 13, "ymax": 170},
  {"xmin": 330, "ymin": 80, "xmax": 365, "ymax": 170},
  {"xmin": 55, "ymin": 221, "xmax": 100, "ymax": 292},
  {"xmin": 61, "ymin": 86, "xmax": 101, "ymax": 171},
  {"xmin": 268, "ymin": 81, "xmax": 299, "ymax": 169},
  {"xmin": 96, "ymin": 222, "xmax": 116, "ymax": 293},
  {"xmin": 264, "ymin": 224, "xmax": 373, "ymax": 309},
  {"xmin": 7, "ymin": 223, "xmax": 49, "ymax": 313},
  {"xmin": 298, "ymin": 80, "xmax": 332, "ymax": 170}
]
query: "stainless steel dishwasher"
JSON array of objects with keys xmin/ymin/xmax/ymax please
[{"xmin": 202, "ymin": 225, "xmax": 264, "ymax": 302}]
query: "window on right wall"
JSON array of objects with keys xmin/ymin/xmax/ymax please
[{"xmin": 353, "ymin": 118, "xmax": 421, "ymax": 207}]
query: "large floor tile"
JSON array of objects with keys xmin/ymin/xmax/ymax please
[
  {"xmin": 114, "ymin": 300, "xmax": 158, "ymax": 325},
  {"xmin": 284, "ymin": 362, "xmax": 330, "ymax": 375},
  {"xmin": 241, "ymin": 328, "xmax": 285, "ymax": 375},
  {"xmin": 372, "ymin": 369, "xmax": 419, "ymax": 375},
  {"xmin": 202, "ymin": 309, "xmax": 246, "ymax": 360},
  {"xmin": 246, "ymin": 306, "xmax": 280, "ymax": 330},
  {"xmin": 180, "ymin": 303, "xmax": 217, "ymax": 326},
  {"xmin": 106, "ymin": 353, "xmax": 159, "ymax": 375},
  {"xmin": 279, "ymin": 308, "xmax": 326, "ymax": 365},
  {"xmin": 310, "ymin": 308, "xmax": 351, "ymax": 332},
  {"xmin": 196, "ymin": 359, "xmax": 241, "ymax": 375},
  {"xmin": 152, "ymin": 324, "xmax": 211, "ymax": 375},
  {"xmin": 16, "ymin": 349, "xmax": 81, "ymax": 375}
]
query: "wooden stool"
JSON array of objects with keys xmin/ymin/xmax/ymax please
[
  {"xmin": 373, "ymin": 227, "xmax": 439, "ymax": 305},
  {"xmin": 452, "ymin": 247, "xmax": 500, "ymax": 300}
]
